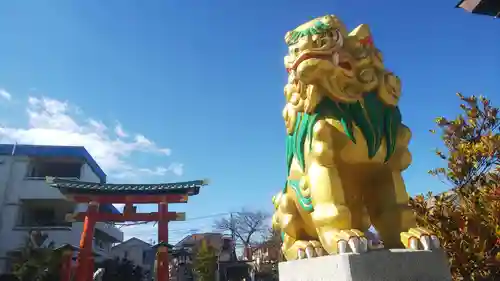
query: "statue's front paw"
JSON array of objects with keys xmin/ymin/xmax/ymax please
[
  {"xmin": 400, "ymin": 227, "xmax": 440, "ymax": 250},
  {"xmin": 329, "ymin": 229, "xmax": 369, "ymax": 254}
]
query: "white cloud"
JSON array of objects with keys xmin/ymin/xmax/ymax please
[
  {"xmin": 121, "ymin": 224, "xmax": 157, "ymax": 242},
  {"xmin": 114, "ymin": 123, "xmax": 128, "ymax": 138},
  {"xmin": 167, "ymin": 163, "xmax": 184, "ymax": 176},
  {"xmin": 0, "ymin": 96, "xmax": 182, "ymax": 180},
  {"xmin": 137, "ymin": 163, "xmax": 184, "ymax": 177},
  {"xmin": 0, "ymin": 89, "xmax": 12, "ymax": 101}
]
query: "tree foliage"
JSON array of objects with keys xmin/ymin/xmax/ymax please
[
  {"xmin": 10, "ymin": 232, "xmax": 60, "ymax": 281},
  {"xmin": 409, "ymin": 93, "xmax": 500, "ymax": 281},
  {"xmin": 192, "ymin": 239, "xmax": 217, "ymax": 281},
  {"xmin": 99, "ymin": 257, "xmax": 146, "ymax": 281},
  {"xmin": 253, "ymin": 228, "xmax": 281, "ymax": 281},
  {"xmin": 259, "ymin": 228, "xmax": 283, "ymax": 261}
]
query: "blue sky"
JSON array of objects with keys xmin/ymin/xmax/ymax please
[{"xmin": 0, "ymin": 0, "xmax": 498, "ymax": 244}]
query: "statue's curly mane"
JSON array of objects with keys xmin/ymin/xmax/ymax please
[{"xmin": 286, "ymin": 92, "xmax": 402, "ymax": 175}]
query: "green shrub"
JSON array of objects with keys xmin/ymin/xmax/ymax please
[{"xmin": 410, "ymin": 94, "xmax": 500, "ymax": 281}]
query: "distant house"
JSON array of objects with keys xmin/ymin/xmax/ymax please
[
  {"xmin": 111, "ymin": 237, "xmax": 154, "ymax": 278},
  {"xmin": 173, "ymin": 233, "xmax": 238, "ymax": 281},
  {"xmin": 456, "ymin": 0, "xmax": 500, "ymax": 17},
  {"xmin": 175, "ymin": 233, "xmax": 237, "ymax": 261},
  {"xmin": 250, "ymin": 243, "xmax": 281, "ymax": 264},
  {"xmin": 176, "ymin": 233, "xmax": 224, "ymax": 252}
]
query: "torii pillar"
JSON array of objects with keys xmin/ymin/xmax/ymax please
[
  {"xmin": 76, "ymin": 201, "xmax": 99, "ymax": 281},
  {"xmin": 157, "ymin": 202, "xmax": 170, "ymax": 281}
]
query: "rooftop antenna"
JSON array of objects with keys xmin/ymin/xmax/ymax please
[{"xmin": 11, "ymin": 142, "xmax": 17, "ymax": 156}]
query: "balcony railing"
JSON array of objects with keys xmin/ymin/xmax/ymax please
[{"xmin": 16, "ymin": 221, "xmax": 72, "ymax": 229}]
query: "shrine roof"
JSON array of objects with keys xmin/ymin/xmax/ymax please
[{"xmin": 47, "ymin": 177, "xmax": 208, "ymax": 196}]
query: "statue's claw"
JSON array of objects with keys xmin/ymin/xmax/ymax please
[
  {"xmin": 400, "ymin": 227, "xmax": 440, "ymax": 250},
  {"xmin": 305, "ymin": 246, "xmax": 316, "ymax": 258},
  {"xmin": 310, "ymin": 240, "xmax": 325, "ymax": 257},
  {"xmin": 338, "ymin": 240, "xmax": 348, "ymax": 253},
  {"xmin": 295, "ymin": 240, "xmax": 325, "ymax": 259},
  {"xmin": 360, "ymin": 236, "xmax": 369, "ymax": 252},
  {"xmin": 430, "ymin": 235, "xmax": 440, "ymax": 248},
  {"xmin": 297, "ymin": 248, "xmax": 306, "ymax": 259}
]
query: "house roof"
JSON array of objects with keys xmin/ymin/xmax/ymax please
[
  {"xmin": 0, "ymin": 144, "xmax": 106, "ymax": 183},
  {"xmin": 55, "ymin": 243, "xmax": 80, "ymax": 252},
  {"xmin": 47, "ymin": 177, "xmax": 207, "ymax": 195},
  {"xmin": 152, "ymin": 241, "xmax": 174, "ymax": 249},
  {"xmin": 174, "ymin": 233, "xmax": 223, "ymax": 248},
  {"xmin": 0, "ymin": 143, "xmax": 119, "ymax": 214},
  {"xmin": 112, "ymin": 237, "xmax": 152, "ymax": 250}
]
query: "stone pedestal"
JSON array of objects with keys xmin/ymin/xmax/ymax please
[{"xmin": 278, "ymin": 249, "xmax": 452, "ymax": 281}]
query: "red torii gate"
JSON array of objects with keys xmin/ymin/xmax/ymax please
[{"xmin": 47, "ymin": 177, "xmax": 208, "ymax": 281}]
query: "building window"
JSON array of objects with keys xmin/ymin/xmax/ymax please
[
  {"xmin": 18, "ymin": 200, "xmax": 73, "ymax": 227},
  {"xmin": 27, "ymin": 158, "xmax": 82, "ymax": 178},
  {"xmin": 93, "ymin": 237, "xmax": 105, "ymax": 250},
  {"xmin": 93, "ymin": 229, "xmax": 113, "ymax": 252},
  {"xmin": 124, "ymin": 251, "xmax": 128, "ymax": 259},
  {"xmin": 20, "ymin": 207, "xmax": 58, "ymax": 227}
]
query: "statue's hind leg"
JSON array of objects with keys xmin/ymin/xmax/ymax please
[
  {"xmin": 365, "ymin": 126, "xmax": 440, "ymax": 250},
  {"xmin": 307, "ymin": 120, "xmax": 368, "ymax": 255},
  {"xmin": 365, "ymin": 169, "xmax": 440, "ymax": 250},
  {"xmin": 273, "ymin": 190, "xmax": 325, "ymax": 260}
]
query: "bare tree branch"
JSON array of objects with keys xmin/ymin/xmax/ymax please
[{"xmin": 213, "ymin": 209, "xmax": 269, "ymax": 248}]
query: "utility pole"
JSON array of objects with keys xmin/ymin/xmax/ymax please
[
  {"xmin": 229, "ymin": 212, "xmax": 237, "ymax": 261},
  {"xmin": 230, "ymin": 212, "xmax": 235, "ymax": 242}
]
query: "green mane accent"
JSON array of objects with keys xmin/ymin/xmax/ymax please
[
  {"xmin": 288, "ymin": 21, "xmax": 331, "ymax": 45},
  {"xmin": 284, "ymin": 92, "xmax": 402, "ymax": 205}
]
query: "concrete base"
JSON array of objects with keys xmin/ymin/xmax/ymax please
[{"xmin": 278, "ymin": 249, "xmax": 452, "ymax": 281}]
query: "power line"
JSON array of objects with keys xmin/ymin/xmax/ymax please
[
  {"xmin": 178, "ymin": 212, "xmax": 231, "ymax": 221},
  {"xmin": 116, "ymin": 212, "xmax": 231, "ymax": 228}
]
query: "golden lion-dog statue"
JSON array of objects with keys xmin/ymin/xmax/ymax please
[{"xmin": 272, "ymin": 15, "xmax": 440, "ymax": 260}]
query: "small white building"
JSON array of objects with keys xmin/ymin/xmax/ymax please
[
  {"xmin": 110, "ymin": 237, "xmax": 153, "ymax": 271},
  {"xmin": 0, "ymin": 144, "xmax": 124, "ymax": 272}
]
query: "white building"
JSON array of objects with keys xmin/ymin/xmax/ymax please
[
  {"xmin": 111, "ymin": 237, "xmax": 154, "ymax": 272},
  {"xmin": 0, "ymin": 144, "xmax": 124, "ymax": 272}
]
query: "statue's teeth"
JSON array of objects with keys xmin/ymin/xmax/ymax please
[
  {"xmin": 332, "ymin": 53, "xmax": 339, "ymax": 66},
  {"xmin": 336, "ymin": 30, "xmax": 344, "ymax": 47}
]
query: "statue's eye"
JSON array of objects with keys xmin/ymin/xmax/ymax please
[
  {"xmin": 290, "ymin": 48, "xmax": 299, "ymax": 56},
  {"xmin": 322, "ymin": 30, "xmax": 342, "ymax": 47},
  {"xmin": 312, "ymin": 38, "xmax": 322, "ymax": 48}
]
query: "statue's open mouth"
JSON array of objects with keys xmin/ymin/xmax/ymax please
[{"xmin": 287, "ymin": 51, "xmax": 353, "ymax": 74}]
